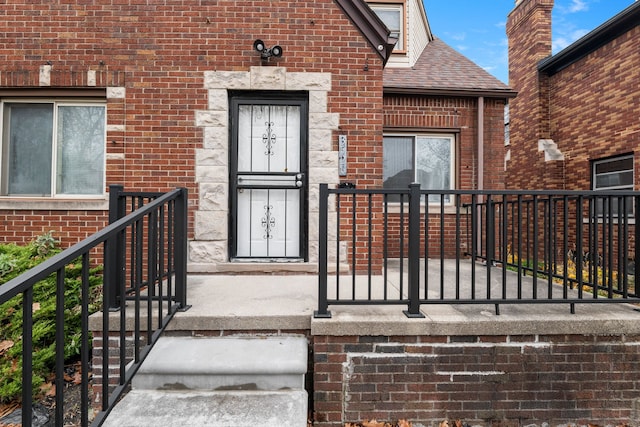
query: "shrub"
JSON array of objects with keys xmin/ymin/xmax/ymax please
[{"xmin": 0, "ymin": 233, "xmax": 103, "ymax": 403}]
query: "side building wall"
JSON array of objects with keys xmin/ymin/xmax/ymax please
[{"xmin": 545, "ymin": 25, "xmax": 640, "ymax": 191}]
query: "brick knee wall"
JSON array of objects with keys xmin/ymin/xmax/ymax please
[{"xmin": 312, "ymin": 334, "xmax": 640, "ymax": 426}]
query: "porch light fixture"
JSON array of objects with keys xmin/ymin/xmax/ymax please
[{"xmin": 253, "ymin": 39, "xmax": 283, "ymax": 61}]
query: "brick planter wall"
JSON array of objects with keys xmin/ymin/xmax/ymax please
[{"xmin": 312, "ymin": 334, "xmax": 640, "ymax": 426}]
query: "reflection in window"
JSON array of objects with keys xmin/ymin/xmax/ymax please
[
  {"xmin": 370, "ymin": 3, "xmax": 404, "ymax": 50},
  {"xmin": 383, "ymin": 134, "xmax": 455, "ymax": 203},
  {"xmin": 592, "ymin": 155, "xmax": 634, "ymax": 217},
  {"xmin": 1, "ymin": 101, "xmax": 106, "ymax": 197}
]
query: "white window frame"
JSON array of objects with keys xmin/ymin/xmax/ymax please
[
  {"xmin": 592, "ymin": 154, "xmax": 634, "ymax": 218},
  {"xmin": 383, "ymin": 133, "xmax": 456, "ymax": 205},
  {"xmin": 0, "ymin": 99, "xmax": 107, "ymax": 199},
  {"xmin": 369, "ymin": 2, "xmax": 406, "ymax": 52}
]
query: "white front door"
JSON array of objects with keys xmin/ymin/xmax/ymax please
[{"xmin": 230, "ymin": 95, "xmax": 307, "ymax": 260}]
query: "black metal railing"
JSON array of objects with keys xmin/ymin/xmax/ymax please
[
  {"xmin": 0, "ymin": 186, "xmax": 188, "ymax": 426},
  {"xmin": 315, "ymin": 184, "xmax": 640, "ymax": 318}
]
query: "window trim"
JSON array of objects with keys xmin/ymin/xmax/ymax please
[
  {"xmin": 383, "ymin": 132, "xmax": 457, "ymax": 205},
  {"xmin": 0, "ymin": 98, "xmax": 107, "ymax": 199},
  {"xmin": 592, "ymin": 154, "xmax": 634, "ymax": 191},
  {"xmin": 368, "ymin": 1, "xmax": 407, "ymax": 53},
  {"xmin": 591, "ymin": 154, "xmax": 634, "ymax": 218}
]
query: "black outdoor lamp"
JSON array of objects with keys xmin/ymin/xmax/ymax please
[{"xmin": 253, "ymin": 39, "xmax": 283, "ymax": 61}]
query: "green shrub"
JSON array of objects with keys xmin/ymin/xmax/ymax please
[{"xmin": 0, "ymin": 233, "xmax": 103, "ymax": 403}]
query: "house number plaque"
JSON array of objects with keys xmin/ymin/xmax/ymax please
[{"xmin": 338, "ymin": 135, "xmax": 347, "ymax": 176}]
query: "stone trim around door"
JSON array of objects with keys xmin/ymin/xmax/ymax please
[{"xmin": 190, "ymin": 66, "xmax": 341, "ymax": 273}]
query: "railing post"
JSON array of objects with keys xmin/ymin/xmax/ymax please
[
  {"xmin": 635, "ymin": 194, "xmax": 640, "ymax": 293},
  {"xmin": 174, "ymin": 187, "xmax": 190, "ymax": 310},
  {"xmin": 315, "ymin": 184, "xmax": 331, "ymax": 318},
  {"xmin": 106, "ymin": 184, "xmax": 124, "ymax": 310},
  {"xmin": 404, "ymin": 183, "xmax": 424, "ymax": 318}
]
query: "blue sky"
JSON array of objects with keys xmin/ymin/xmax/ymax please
[{"xmin": 423, "ymin": 0, "xmax": 637, "ymax": 84}]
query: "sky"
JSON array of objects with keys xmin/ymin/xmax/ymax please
[{"xmin": 423, "ymin": 0, "xmax": 637, "ymax": 84}]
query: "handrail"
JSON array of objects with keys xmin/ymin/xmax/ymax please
[
  {"xmin": 316, "ymin": 184, "xmax": 640, "ymax": 318},
  {"xmin": 0, "ymin": 186, "xmax": 188, "ymax": 426}
]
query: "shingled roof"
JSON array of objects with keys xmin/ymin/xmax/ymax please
[{"xmin": 384, "ymin": 38, "xmax": 516, "ymax": 98}]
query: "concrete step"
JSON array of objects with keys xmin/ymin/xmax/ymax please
[
  {"xmin": 102, "ymin": 389, "xmax": 308, "ymax": 427},
  {"xmin": 133, "ymin": 335, "xmax": 308, "ymax": 391}
]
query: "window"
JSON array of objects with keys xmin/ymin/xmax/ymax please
[
  {"xmin": 504, "ymin": 104, "xmax": 510, "ymax": 146},
  {"xmin": 1, "ymin": 101, "xmax": 106, "ymax": 197},
  {"xmin": 383, "ymin": 134, "xmax": 455, "ymax": 203},
  {"xmin": 369, "ymin": 3, "xmax": 405, "ymax": 51},
  {"xmin": 592, "ymin": 154, "xmax": 634, "ymax": 216}
]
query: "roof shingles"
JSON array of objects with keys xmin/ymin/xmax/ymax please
[{"xmin": 384, "ymin": 38, "xmax": 513, "ymax": 96}]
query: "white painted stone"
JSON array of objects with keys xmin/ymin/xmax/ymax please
[
  {"xmin": 87, "ymin": 70, "xmax": 97, "ymax": 86},
  {"xmin": 309, "ymin": 90, "xmax": 328, "ymax": 113},
  {"xmin": 196, "ymin": 148, "xmax": 227, "ymax": 166},
  {"xmin": 199, "ymin": 183, "xmax": 228, "ymax": 211},
  {"xmin": 309, "ymin": 151, "xmax": 338, "ymax": 168},
  {"xmin": 538, "ymin": 139, "xmax": 564, "ymax": 161},
  {"xmin": 39, "ymin": 65, "xmax": 51, "ymax": 86},
  {"xmin": 203, "ymin": 127, "xmax": 228, "ymax": 150},
  {"xmin": 308, "ymin": 188, "xmax": 336, "ymax": 213},
  {"xmin": 208, "ymin": 89, "xmax": 228, "ymax": 111},
  {"xmin": 196, "ymin": 165, "xmax": 228, "ymax": 183},
  {"xmin": 195, "ymin": 110, "xmax": 228, "ymax": 127},
  {"xmin": 285, "ymin": 72, "xmax": 331, "ymax": 91},
  {"xmin": 106, "ymin": 124, "xmax": 125, "ymax": 132},
  {"xmin": 307, "ymin": 240, "xmax": 346, "ymax": 264},
  {"xmin": 195, "ymin": 211, "xmax": 227, "ymax": 240},
  {"xmin": 309, "ymin": 167, "xmax": 339, "ymax": 185},
  {"xmin": 106, "ymin": 87, "xmax": 126, "ymax": 99},
  {"xmin": 250, "ymin": 66, "xmax": 286, "ymax": 90},
  {"xmin": 309, "ymin": 112, "xmax": 339, "ymax": 130},
  {"xmin": 189, "ymin": 240, "xmax": 227, "ymax": 263},
  {"xmin": 204, "ymin": 70, "xmax": 250, "ymax": 90},
  {"xmin": 309, "ymin": 129, "xmax": 334, "ymax": 152},
  {"xmin": 308, "ymin": 212, "xmax": 337, "ymax": 242},
  {"xmin": 106, "ymin": 153, "xmax": 125, "ymax": 160}
]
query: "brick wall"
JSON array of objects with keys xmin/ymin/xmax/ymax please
[
  {"xmin": 507, "ymin": 0, "xmax": 640, "ymax": 191},
  {"xmin": 313, "ymin": 334, "xmax": 640, "ymax": 426},
  {"xmin": 546, "ymin": 26, "xmax": 640, "ymax": 191},
  {"xmin": 506, "ymin": 0, "xmax": 559, "ymax": 190},
  {"xmin": 376, "ymin": 95, "xmax": 506, "ymax": 259},
  {"xmin": 0, "ymin": 0, "xmax": 384, "ymax": 254},
  {"xmin": 0, "ymin": 209, "xmax": 109, "ymax": 248}
]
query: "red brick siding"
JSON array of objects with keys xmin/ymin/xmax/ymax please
[
  {"xmin": 313, "ymin": 334, "xmax": 640, "ymax": 426},
  {"xmin": 546, "ymin": 26, "xmax": 640, "ymax": 191},
  {"xmin": 0, "ymin": 0, "xmax": 384, "ymax": 248},
  {"xmin": 506, "ymin": 0, "xmax": 557, "ymax": 190},
  {"xmin": 0, "ymin": 210, "xmax": 108, "ymax": 248},
  {"xmin": 375, "ymin": 95, "xmax": 506, "ymax": 259},
  {"xmin": 507, "ymin": 0, "xmax": 640, "ymax": 192}
]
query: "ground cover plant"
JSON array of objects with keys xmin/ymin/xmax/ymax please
[{"xmin": 0, "ymin": 232, "xmax": 103, "ymax": 403}]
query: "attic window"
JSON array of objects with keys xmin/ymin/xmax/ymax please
[{"xmin": 369, "ymin": 2, "xmax": 405, "ymax": 51}]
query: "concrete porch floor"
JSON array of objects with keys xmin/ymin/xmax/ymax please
[{"xmin": 168, "ymin": 259, "xmax": 640, "ymax": 337}]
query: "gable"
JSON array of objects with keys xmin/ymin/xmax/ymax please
[{"xmin": 334, "ymin": 0, "xmax": 397, "ymax": 64}]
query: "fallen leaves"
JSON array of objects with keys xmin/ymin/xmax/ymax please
[
  {"xmin": 344, "ymin": 421, "xmax": 630, "ymax": 427},
  {"xmin": 0, "ymin": 341, "xmax": 13, "ymax": 356},
  {"xmin": 345, "ymin": 420, "xmax": 412, "ymax": 427}
]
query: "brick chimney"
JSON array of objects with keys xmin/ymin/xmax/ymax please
[{"xmin": 506, "ymin": 0, "xmax": 563, "ymax": 189}]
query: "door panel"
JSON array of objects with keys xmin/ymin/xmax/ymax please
[{"xmin": 231, "ymin": 95, "xmax": 307, "ymax": 260}]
